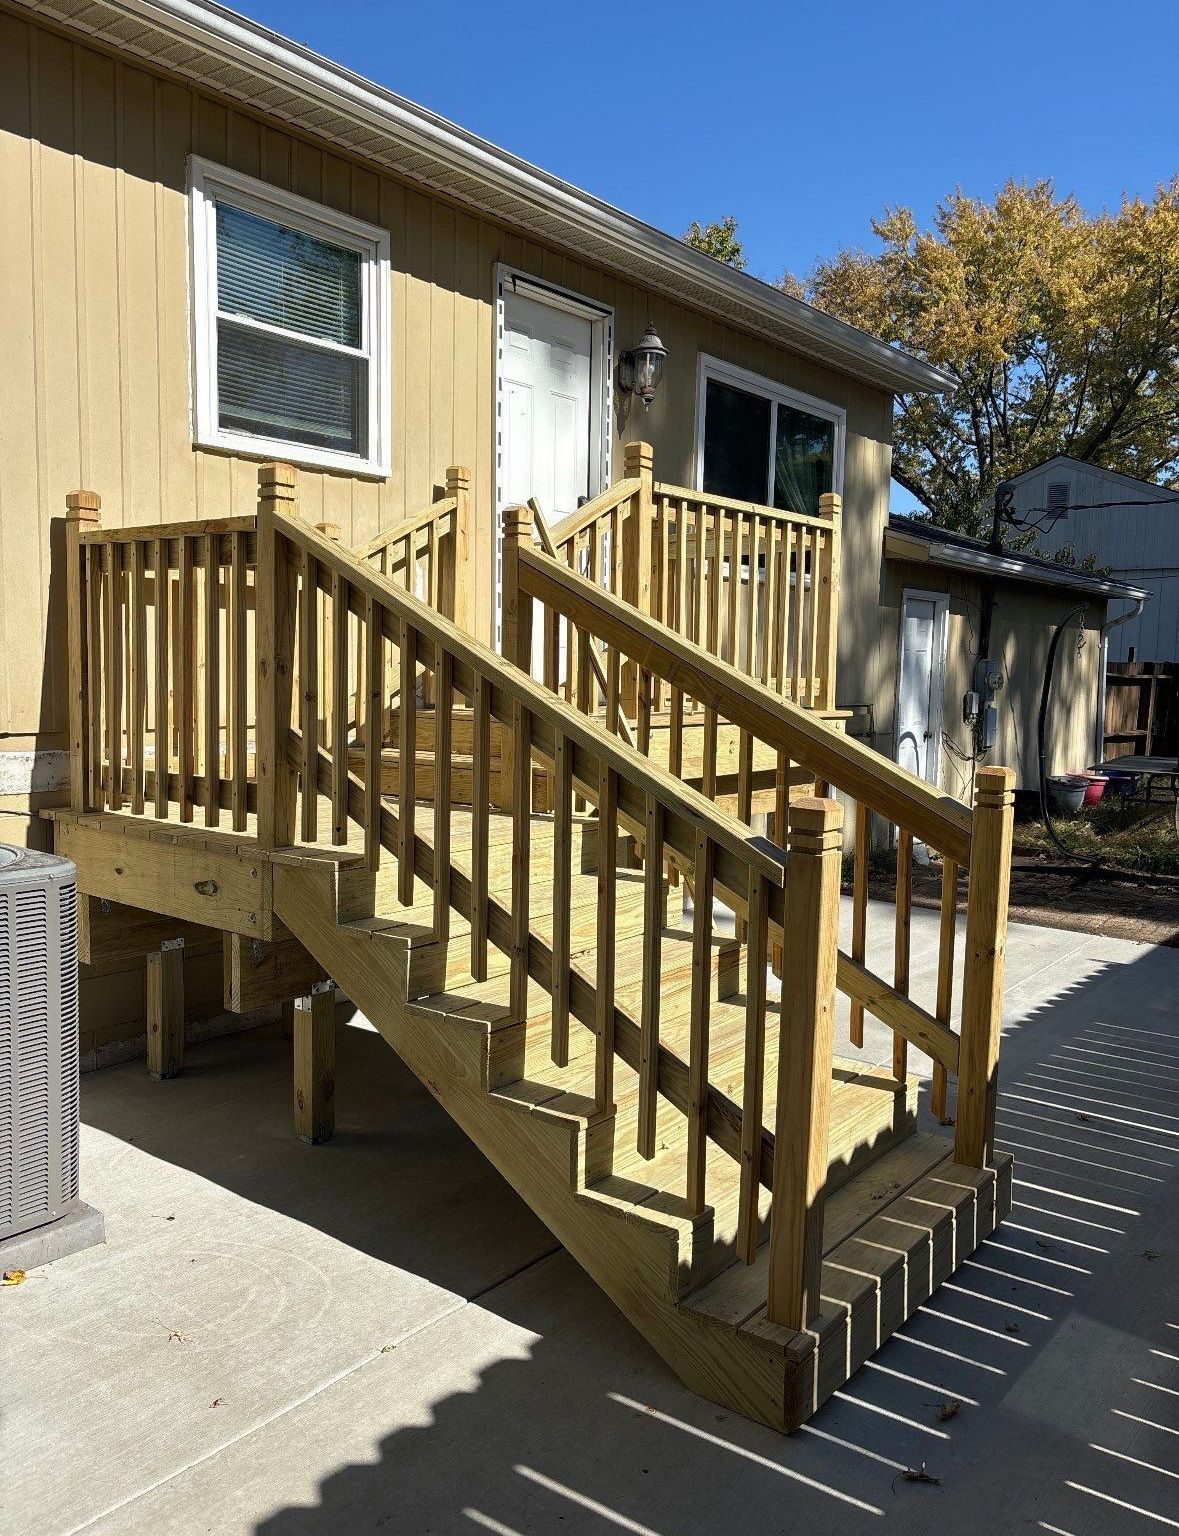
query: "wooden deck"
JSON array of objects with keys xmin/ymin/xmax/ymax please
[{"xmin": 53, "ymin": 451, "xmax": 1016, "ymax": 1432}]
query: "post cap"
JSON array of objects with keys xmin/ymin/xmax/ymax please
[
  {"xmin": 315, "ymin": 522, "xmax": 342, "ymax": 541},
  {"xmin": 974, "ymin": 765, "xmax": 1015, "ymax": 808},
  {"xmin": 258, "ymin": 461, "xmax": 297, "ymax": 490},
  {"xmin": 819, "ymin": 491, "xmax": 842, "ymax": 517},
  {"xmin": 788, "ymin": 795, "xmax": 844, "ymax": 854},
  {"xmin": 623, "ymin": 440, "xmax": 654, "ymax": 475},
  {"xmin": 445, "ymin": 464, "xmax": 472, "ymax": 490},
  {"xmin": 501, "ymin": 503, "xmax": 533, "ymax": 536},
  {"xmin": 65, "ymin": 489, "xmax": 102, "ymax": 520}
]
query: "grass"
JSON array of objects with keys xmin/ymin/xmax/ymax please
[{"xmin": 1015, "ymin": 796, "xmax": 1179, "ymax": 876}]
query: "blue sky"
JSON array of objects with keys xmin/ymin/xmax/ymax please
[{"xmin": 234, "ymin": 0, "xmax": 1175, "ymax": 506}]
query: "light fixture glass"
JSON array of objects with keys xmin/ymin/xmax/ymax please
[{"xmin": 620, "ymin": 323, "xmax": 667, "ymax": 407}]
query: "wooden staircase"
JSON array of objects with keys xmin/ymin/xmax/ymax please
[
  {"xmin": 272, "ymin": 801, "xmax": 1005, "ymax": 1430},
  {"xmin": 54, "ymin": 453, "xmax": 1016, "ymax": 1434}
]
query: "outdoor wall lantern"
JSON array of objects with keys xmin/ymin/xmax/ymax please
[{"xmin": 619, "ymin": 323, "xmax": 668, "ymax": 407}]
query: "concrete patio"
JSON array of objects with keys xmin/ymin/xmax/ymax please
[{"xmin": 5, "ymin": 899, "xmax": 1178, "ymax": 1536}]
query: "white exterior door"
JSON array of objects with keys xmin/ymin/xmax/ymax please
[
  {"xmin": 497, "ymin": 283, "xmax": 600, "ymax": 662},
  {"xmin": 896, "ymin": 592, "xmax": 948, "ymax": 786}
]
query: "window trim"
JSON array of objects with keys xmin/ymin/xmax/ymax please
[
  {"xmin": 188, "ymin": 156, "xmax": 391, "ymax": 477},
  {"xmin": 693, "ymin": 353, "xmax": 846, "ymax": 511}
]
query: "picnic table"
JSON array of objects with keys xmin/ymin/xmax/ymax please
[{"xmin": 1095, "ymin": 753, "xmax": 1179, "ymax": 801}]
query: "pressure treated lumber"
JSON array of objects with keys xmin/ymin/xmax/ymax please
[
  {"xmin": 146, "ymin": 938, "xmax": 184, "ymax": 1080},
  {"xmin": 294, "ymin": 983, "xmax": 336, "ymax": 1143}
]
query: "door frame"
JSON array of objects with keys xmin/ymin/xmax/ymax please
[
  {"xmin": 492, "ymin": 264, "xmax": 614, "ymax": 645},
  {"xmin": 895, "ymin": 586, "xmax": 950, "ymax": 788}
]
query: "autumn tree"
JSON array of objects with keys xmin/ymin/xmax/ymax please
[
  {"xmin": 684, "ymin": 214, "xmax": 746, "ymax": 270},
  {"xmin": 783, "ymin": 179, "xmax": 1179, "ymax": 538}
]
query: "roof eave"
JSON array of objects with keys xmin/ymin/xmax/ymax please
[
  {"xmin": 883, "ymin": 526, "xmax": 1149, "ymax": 603},
  {"xmin": 22, "ymin": 0, "xmax": 951, "ymax": 397}
]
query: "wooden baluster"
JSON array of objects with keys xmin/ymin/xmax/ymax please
[
  {"xmin": 654, "ymin": 494, "xmax": 670, "ymax": 711},
  {"xmin": 470, "ymin": 672, "xmax": 491, "ymax": 981},
  {"xmin": 686, "ymin": 831, "xmax": 715, "ymax": 1215},
  {"xmin": 933, "ymin": 857, "xmax": 958, "ymax": 1121},
  {"xmin": 550, "ymin": 730, "xmax": 573, "ymax": 1067},
  {"xmin": 725, "ymin": 510, "xmax": 741, "ymax": 670},
  {"xmin": 313, "ymin": 524, "xmax": 340, "ymax": 750},
  {"xmin": 86, "ymin": 544, "xmax": 104, "ymax": 812},
  {"xmin": 595, "ymin": 761, "xmax": 618, "ymax": 1114},
  {"xmin": 775, "ymin": 519, "xmax": 791, "ymax": 696},
  {"xmin": 701, "ymin": 505, "xmax": 722, "ymax": 800},
  {"xmin": 761, "ymin": 521, "xmax": 776, "ymax": 689},
  {"xmin": 229, "ymin": 532, "xmax": 248, "ymax": 831},
  {"xmin": 433, "ymin": 644, "xmax": 453, "ymax": 946},
  {"xmin": 806, "ymin": 526, "xmax": 823, "ymax": 704},
  {"xmin": 637, "ymin": 794, "xmax": 664, "ymax": 1159},
  {"xmin": 444, "ymin": 464, "xmax": 471, "ymax": 631},
  {"xmin": 955, "ymin": 767, "xmax": 1015, "ymax": 1167},
  {"xmin": 152, "ymin": 538, "xmax": 169, "ymax": 818},
  {"xmin": 621, "ymin": 441, "xmax": 653, "ymax": 718},
  {"xmin": 693, "ymin": 503, "xmax": 708, "ymax": 657},
  {"xmin": 298, "ymin": 548, "xmax": 318, "ymax": 841},
  {"xmin": 850, "ymin": 800, "xmax": 870, "ymax": 1048},
  {"xmin": 790, "ymin": 526, "xmax": 806, "ymax": 703},
  {"xmin": 202, "ymin": 535, "xmax": 221, "ymax": 827},
  {"xmin": 330, "ymin": 574, "xmax": 349, "ymax": 844},
  {"xmin": 734, "ymin": 729, "xmax": 754, "ymax": 944},
  {"xmin": 818, "ymin": 493, "xmax": 841, "ymax": 710},
  {"xmin": 398, "ymin": 619, "xmax": 417, "ymax": 904},
  {"xmin": 65, "ymin": 490, "xmax": 101, "ymax": 812},
  {"xmin": 737, "ymin": 869, "xmax": 770, "ymax": 1264},
  {"xmin": 894, "ymin": 830, "xmax": 913, "ymax": 1082},
  {"xmin": 499, "ymin": 503, "xmax": 532, "ymax": 808},
  {"xmin": 766, "ymin": 798, "xmax": 843, "ymax": 1328},
  {"xmin": 177, "ymin": 537, "xmax": 196, "ymax": 822},
  {"xmin": 104, "ymin": 541, "xmax": 123, "ymax": 810},
  {"xmin": 771, "ymin": 751, "xmax": 790, "ymax": 976},
  {"xmin": 669, "ymin": 496, "xmax": 687, "ymax": 772},
  {"xmin": 363, "ymin": 597, "xmax": 382, "ymax": 872},
  {"xmin": 128, "ymin": 542, "xmax": 147, "ymax": 816},
  {"xmin": 256, "ymin": 463, "xmax": 299, "ymax": 850},
  {"xmin": 509, "ymin": 701, "xmax": 532, "ymax": 1023},
  {"xmin": 744, "ymin": 516, "xmax": 760, "ymax": 684},
  {"xmin": 606, "ymin": 646, "xmax": 621, "ymax": 737}
]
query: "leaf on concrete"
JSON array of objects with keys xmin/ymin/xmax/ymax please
[{"xmin": 2, "ymin": 1269, "xmax": 26, "ymax": 1286}]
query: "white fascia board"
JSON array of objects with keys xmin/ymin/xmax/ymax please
[{"xmin": 885, "ymin": 528, "xmax": 1150, "ymax": 602}]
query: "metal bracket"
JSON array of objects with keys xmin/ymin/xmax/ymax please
[{"xmin": 160, "ymin": 936, "xmax": 185, "ymax": 954}]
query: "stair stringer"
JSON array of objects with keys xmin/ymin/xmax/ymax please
[{"xmin": 273, "ymin": 854, "xmax": 806, "ymax": 1430}]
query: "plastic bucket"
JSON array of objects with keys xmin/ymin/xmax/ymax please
[{"xmin": 1048, "ymin": 774, "xmax": 1087, "ymax": 814}]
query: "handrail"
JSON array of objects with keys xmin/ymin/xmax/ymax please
[
  {"xmin": 517, "ymin": 541, "xmax": 972, "ymax": 863},
  {"xmin": 546, "ymin": 477, "xmax": 640, "ymax": 552},
  {"xmin": 354, "ymin": 495, "xmax": 458, "ymax": 563},
  {"xmin": 655, "ymin": 482, "xmax": 836, "ymax": 534},
  {"xmin": 276, "ymin": 516, "xmax": 785, "ymax": 891},
  {"xmin": 511, "ymin": 529, "xmax": 1016, "ymax": 1176}
]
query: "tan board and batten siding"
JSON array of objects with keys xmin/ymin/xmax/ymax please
[{"xmin": 0, "ymin": 4, "xmax": 894, "ymax": 780}]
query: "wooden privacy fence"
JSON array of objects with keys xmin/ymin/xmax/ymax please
[
  {"xmin": 543, "ymin": 440, "xmax": 841, "ymax": 722},
  {"xmin": 506, "ymin": 524, "xmax": 1015, "ymax": 1171}
]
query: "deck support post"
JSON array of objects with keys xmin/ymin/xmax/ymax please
[
  {"xmin": 818, "ymin": 491, "xmax": 841, "ymax": 711},
  {"xmin": 146, "ymin": 937, "xmax": 185, "ymax": 1080},
  {"xmin": 444, "ymin": 465, "xmax": 471, "ymax": 634},
  {"xmin": 257, "ymin": 463, "xmax": 300, "ymax": 850},
  {"xmin": 954, "ymin": 766, "xmax": 1015, "ymax": 1168},
  {"xmin": 66, "ymin": 489, "xmax": 102, "ymax": 812},
  {"xmin": 621, "ymin": 441, "xmax": 653, "ymax": 718},
  {"xmin": 498, "ymin": 503, "xmax": 534, "ymax": 810},
  {"xmin": 294, "ymin": 981, "xmax": 336, "ymax": 1144},
  {"xmin": 766, "ymin": 798, "xmax": 843, "ymax": 1331}
]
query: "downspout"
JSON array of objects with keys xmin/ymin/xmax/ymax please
[{"xmin": 1094, "ymin": 596, "xmax": 1147, "ymax": 765}]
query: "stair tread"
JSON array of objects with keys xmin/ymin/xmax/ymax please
[{"xmin": 683, "ymin": 1130, "xmax": 954, "ymax": 1329}]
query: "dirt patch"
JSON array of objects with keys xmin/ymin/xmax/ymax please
[{"xmin": 857, "ymin": 860, "xmax": 1179, "ymax": 948}]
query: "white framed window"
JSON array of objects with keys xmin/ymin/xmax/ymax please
[
  {"xmin": 693, "ymin": 354, "xmax": 845, "ymax": 515},
  {"xmin": 188, "ymin": 157, "xmax": 391, "ymax": 477}
]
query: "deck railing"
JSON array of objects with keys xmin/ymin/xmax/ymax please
[
  {"xmin": 544, "ymin": 441, "xmax": 841, "ymax": 720},
  {"xmin": 506, "ymin": 525, "xmax": 1015, "ymax": 1174},
  {"xmin": 65, "ymin": 494, "xmax": 259, "ymax": 826}
]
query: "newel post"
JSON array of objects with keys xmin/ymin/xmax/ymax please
[
  {"xmin": 818, "ymin": 491, "xmax": 841, "ymax": 711},
  {"xmin": 444, "ymin": 464, "xmax": 471, "ymax": 632},
  {"xmin": 621, "ymin": 440, "xmax": 654, "ymax": 716},
  {"xmin": 256, "ymin": 462, "xmax": 300, "ymax": 850},
  {"xmin": 767, "ymin": 796, "xmax": 843, "ymax": 1331},
  {"xmin": 66, "ymin": 489, "xmax": 102, "ymax": 811},
  {"xmin": 954, "ymin": 766, "xmax": 1015, "ymax": 1168},
  {"xmin": 497, "ymin": 503, "xmax": 534, "ymax": 810}
]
